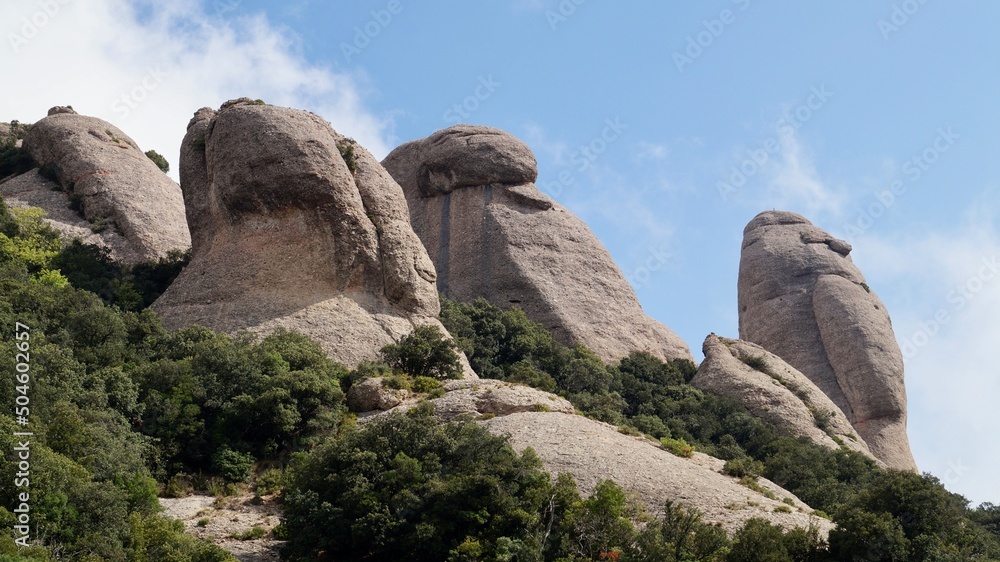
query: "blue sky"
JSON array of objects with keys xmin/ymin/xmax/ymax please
[{"xmin": 4, "ymin": 0, "xmax": 999, "ymax": 505}]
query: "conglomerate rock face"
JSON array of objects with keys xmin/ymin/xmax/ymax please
[
  {"xmin": 692, "ymin": 334, "xmax": 881, "ymax": 465},
  {"xmin": 153, "ymin": 99, "xmax": 471, "ymax": 373},
  {"xmin": 18, "ymin": 106, "xmax": 190, "ymax": 263},
  {"xmin": 738, "ymin": 210, "xmax": 915, "ymax": 471},
  {"xmin": 383, "ymin": 124, "xmax": 692, "ymax": 363}
]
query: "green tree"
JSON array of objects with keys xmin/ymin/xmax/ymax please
[
  {"xmin": 282, "ymin": 407, "xmax": 555, "ymax": 561},
  {"xmin": 381, "ymin": 324, "xmax": 462, "ymax": 380}
]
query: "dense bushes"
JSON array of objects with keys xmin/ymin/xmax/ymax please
[
  {"xmin": 440, "ymin": 296, "xmax": 1000, "ymax": 561},
  {"xmin": 280, "ymin": 407, "xmax": 829, "ymax": 562}
]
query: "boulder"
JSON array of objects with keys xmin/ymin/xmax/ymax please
[
  {"xmin": 20, "ymin": 107, "xmax": 191, "ymax": 263},
  {"xmin": 738, "ymin": 210, "xmax": 915, "ymax": 470},
  {"xmin": 152, "ymin": 100, "xmax": 473, "ymax": 374},
  {"xmin": 365, "ymin": 379, "xmax": 574, "ymax": 421},
  {"xmin": 382, "ymin": 125, "xmax": 691, "ymax": 363},
  {"xmin": 482, "ymin": 411, "xmax": 835, "ymax": 535},
  {"xmin": 692, "ymin": 334, "xmax": 880, "ymax": 464},
  {"xmin": 430, "ymin": 379, "xmax": 574, "ymax": 419},
  {"xmin": 347, "ymin": 378, "xmax": 410, "ymax": 412}
]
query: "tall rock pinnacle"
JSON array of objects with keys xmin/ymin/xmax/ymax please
[
  {"xmin": 383, "ymin": 124, "xmax": 692, "ymax": 363},
  {"xmin": 738, "ymin": 210, "xmax": 915, "ymax": 470}
]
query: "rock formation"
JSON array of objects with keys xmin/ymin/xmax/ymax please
[
  {"xmin": 738, "ymin": 210, "xmax": 915, "ymax": 470},
  {"xmin": 382, "ymin": 125, "xmax": 691, "ymax": 363},
  {"xmin": 152, "ymin": 99, "xmax": 471, "ymax": 373},
  {"xmin": 362, "ymin": 378, "xmax": 576, "ymax": 420},
  {"xmin": 692, "ymin": 334, "xmax": 880, "ymax": 464},
  {"xmin": 18, "ymin": 107, "xmax": 190, "ymax": 263},
  {"xmin": 364, "ymin": 379, "xmax": 831, "ymax": 535},
  {"xmin": 483, "ymin": 411, "xmax": 834, "ymax": 535}
]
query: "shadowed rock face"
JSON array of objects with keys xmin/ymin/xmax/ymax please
[
  {"xmin": 692, "ymin": 334, "xmax": 881, "ymax": 465},
  {"xmin": 738, "ymin": 210, "xmax": 915, "ymax": 470},
  {"xmin": 153, "ymin": 99, "xmax": 471, "ymax": 372},
  {"xmin": 20, "ymin": 106, "xmax": 191, "ymax": 263},
  {"xmin": 382, "ymin": 125, "xmax": 692, "ymax": 363}
]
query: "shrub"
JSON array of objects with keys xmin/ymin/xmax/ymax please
[
  {"xmin": 212, "ymin": 448, "xmax": 254, "ymax": 483},
  {"xmin": 380, "ymin": 325, "xmax": 462, "ymax": 380},
  {"xmin": 163, "ymin": 473, "xmax": 193, "ymax": 498},
  {"xmin": 336, "ymin": 138, "xmax": 357, "ymax": 173},
  {"xmin": 412, "ymin": 375, "xmax": 443, "ymax": 394},
  {"xmin": 231, "ymin": 526, "xmax": 267, "ymax": 541},
  {"xmin": 660, "ymin": 436, "xmax": 694, "ymax": 458},
  {"xmin": 144, "ymin": 150, "xmax": 169, "ymax": 173},
  {"xmin": 741, "ymin": 355, "xmax": 769, "ymax": 373},
  {"xmin": 723, "ymin": 457, "xmax": 765, "ymax": 479},
  {"xmin": 254, "ymin": 468, "xmax": 284, "ymax": 496}
]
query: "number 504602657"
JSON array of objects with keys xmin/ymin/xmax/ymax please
[{"xmin": 14, "ymin": 323, "xmax": 30, "ymax": 418}]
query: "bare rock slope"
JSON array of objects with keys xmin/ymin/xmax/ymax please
[
  {"xmin": 18, "ymin": 106, "xmax": 190, "ymax": 263},
  {"xmin": 382, "ymin": 125, "xmax": 691, "ymax": 363},
  {"xmin": 363, "ymin": 380, "xmax": 831, "ymax": 535},
  {"xmin": 738, "ymin": 210, "xmax": 915, "ymax": 470},
  {"xmin": 483, "ymin": 411, "xmax": 834, "ymax": 535},
  {"xmin": 153, "ymin": 100, "xmax": 470, "ymax": 372},
  {"xmin": 692, "ymin": 334, "xmax": 880, "ymax": 464}
]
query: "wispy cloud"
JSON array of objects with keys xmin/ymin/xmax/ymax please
[
  {"xmin": 2, "ymin": 0, "xmax": 393, "ymax": 179},
  {"xmin": 853, "ymin": 202, "xmax": 1000, "ymax": 505},
  {"xmin": 762, "ymin": 127, "xmax": 845, "ymax": 218}
]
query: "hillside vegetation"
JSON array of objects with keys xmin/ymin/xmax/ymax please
[{"xmin": 0, "ymin": 199, "xmax": 998, "ymax": 561}]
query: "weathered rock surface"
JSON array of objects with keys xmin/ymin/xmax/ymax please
[
  {"xmin": 346, "ymin": 377, "xmax": 411, "ymax": 412},
  {"xmin": 20, "ymin": 107, "xmax": 191, "ymax": 263},
  {"xmin": 365, "ymin": 379, "xmax": 574, "ymax": 421},
  {"xmin": 431, "ymin": 379, "xmax": 574, "ymax": 419},
  {"xmin": 383, "ymin": 125, "xmax": 691, "ymax": 363},
  {"xmin": 692, "ymin": 334, "xmax": 880, "ymax": 463},
  {"xmin": 482, "ymin": 411, "xmax": 834, "ymax": 535},
  {"xmin": 738, "ymin": 210, "xmax": 915, "ymax": 470},
  {"xmin": 153, "ymin": 99, "xmax": 472, "ymax": 373}
]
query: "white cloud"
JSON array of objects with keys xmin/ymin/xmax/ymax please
[
  {"xmin": 2, "ymin": 0, "xmax": 393, "ymax": 180},
  {"xmin": 853, "ymin": 207, "xmax": 1000, "ymax": 505},
  {"xmin": 762, "ymin": 127, "xmax": 846, "ymax": 219},
  {"xmin": 634, "ymin": 141, "xmax": 670, "ymax": 161}
]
